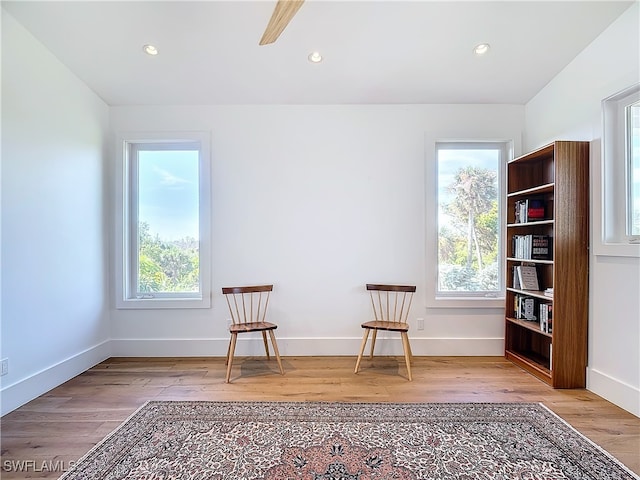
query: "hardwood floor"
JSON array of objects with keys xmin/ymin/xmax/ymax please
[{"xmin": 1, "ymin": 356, "xmax": 639, "ymax": 478}]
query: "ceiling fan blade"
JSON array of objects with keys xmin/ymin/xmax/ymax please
[{"xmin": 259, "ymin": 0, "xmax": 305, "ymax": 46}]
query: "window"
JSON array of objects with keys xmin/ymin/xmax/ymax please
[
  {"xmin": 115, "ymin": 132, "xmax": 211, "ymax": 308},
  {"xmin": 601, "ymin": 83, "xmax": 640, "ymax": 253},
  {"xmin": 433, "ymin": 141, "xmax": 508, "ymax": 302}
]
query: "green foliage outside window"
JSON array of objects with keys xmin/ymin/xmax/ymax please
[
  {"xmin": 138, "ymin": 222, "xmax": 199, "ymax": 293},
  {"xmin": 439, "ymin": 166, "xmax": 499, "ymax": 292}
]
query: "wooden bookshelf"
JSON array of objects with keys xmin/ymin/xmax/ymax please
[{"xmin": 504, "ymin": 141, "xmax": 589, "ymax": 388}]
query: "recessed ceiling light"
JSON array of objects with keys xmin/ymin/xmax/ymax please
[
  {"xmin": 143, "ymin": 44, "xmax": 159, "ymax": 56},
  {"xmin": 473, "ymin": 43, "xmax": 490, "ymax": 56},
  {"xmin": 308, "ymin": 51, "xmax": 323, "ymax": 63}
]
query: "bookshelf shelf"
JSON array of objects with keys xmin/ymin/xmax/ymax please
[
  {"xmin": 506, "ymin": 316, "xmax": 552, "ymax": 338},
  {"xmin": 506, "ymin": 287, "xmax": 551, "ymax": 301},
  {"xmin": 504, "ymin": 141, "xmax": 589, "ymax": 389},
  {"xmin": 507, "ymin": 182, "xmax": 554, "ymax": 197},
  {"xmin": 505, "ymin": 350, "xmax": 552, "ymax": 382},
  {"xmin": 507, "ymin": 220, "xmax": 554, "ymax": 228},
  {"xmin": 506, "ymin": 257, "xmax": 553, "ymax": 265}
]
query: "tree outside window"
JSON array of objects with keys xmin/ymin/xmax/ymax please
[
  {"xmin": 436, "ymin": 143, "xmax": 505, "ymax": 296},
  {"xmin": 134, "ymin": 147, "xmax": 200, "ymax": 296}
]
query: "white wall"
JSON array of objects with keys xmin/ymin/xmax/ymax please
[
  {"xmin": 109, "ymin": 104, "xmax": 523, "ymax": 359},
  {"xmin": 0, "ymin": 11, "xmax": 111, "ymax": 416},
  {"xmin": 525, "ymin": 3, "xmax": 640, "ymax": 416}
]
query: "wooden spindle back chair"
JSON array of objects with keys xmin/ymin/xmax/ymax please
[
  {"xmin": 354, "ymin": 283, "xmax": 416, "ymax": 381},
  {"xmin": 221, "ymin": 284, "xmax": 284, "ymax": 383}
]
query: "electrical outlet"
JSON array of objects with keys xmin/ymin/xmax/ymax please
[
  {"xmin": 1, "ymin": 358, "xmax": 8, "ymax": 376},
  {"xmin": 417, "ymin": 318, "xmax": 425, "ymax": 331}
]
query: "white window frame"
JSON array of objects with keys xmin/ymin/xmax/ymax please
[
  {"xmin": 625, "ymin": 100, "xmax": 640, "ymax": 239},
  {"xmin": 115, "ymin": 131, "xmax": 212, "ymax": 309},
  {"xmin": 598, "ymin": 83, "xmax": 640, "ymax": 257},
  {"xmin": 426, "ymin": 139, "xmax": 510, "ymax": 308}
]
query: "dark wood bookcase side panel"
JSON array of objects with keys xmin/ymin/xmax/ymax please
[{"xmin": 552, "ymin": 141, "xmax": 589, "ymax": 389}]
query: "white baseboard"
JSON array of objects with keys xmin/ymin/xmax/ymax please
[
  {"xmin": 588, "ymin": 368, "xmax": 640, "ymax": 417},
  {"xmin": 0, "ymin": 340, "xmax": 111, "ymax": 416},
  {"xmin": 110, "ymin": 336, "xmax": 505, "ymax": 357}
]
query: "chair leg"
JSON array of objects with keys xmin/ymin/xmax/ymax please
[
  {"xmin": 225, "ymin": 336, "xmax": 232, "ymax": 366},
  {"xmin": 354, "ymin": 329, "xmax": 370, "ymax": 374},
  {"xmin": 369, "ymin": 329, "xmax": 378, "ymax": 359},
  {"xmin": 401, "ymin": 332, "xmax": 413, "ymax": 381},
  {"xmin": 262, "ymin": 331, "xmax": 271, "ymax": 360},
  {"xmin": 267, "ymin": 330, "xmax": 284, "ymax": 375},
  {"xmin": 226, "ymin": 333, "xmax": 238, "ymax": 383}
]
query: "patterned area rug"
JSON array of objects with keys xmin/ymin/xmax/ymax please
[{"xmin": 59, "ymin": 401, "xmax": 638, "ymax": 480}]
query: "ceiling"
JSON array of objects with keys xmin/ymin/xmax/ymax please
[{"xmin": 2, "ymin": 1, "xmax": 634, "ymax": 106}]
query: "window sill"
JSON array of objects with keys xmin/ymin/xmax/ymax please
[
  {"xmin": 116, "ymin": 297, "xmax": 211, "ymax": 310},
  {"xmin": 593, "ymin": 241, "xmax": 640, "ymax": 258},
  {"xmin": 426, "ymin": 297, "xmax": 505, "ymax": 309}
]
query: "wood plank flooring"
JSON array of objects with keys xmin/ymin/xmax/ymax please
[{"xmin": 1, "ymin": 356, "xmax": 639, "ymax": 478}]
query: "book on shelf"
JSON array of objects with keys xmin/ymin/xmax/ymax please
[
  {"xmin": 512, "ymin": 235, "xmax": 526, "ymax": 258},
  {"xmin": 512, "ymin": 234, "xmax": 552, "ymax": 260},
  {"xmin": 531, "ymin": 234, "xmax": 552, "ymax": 260},
  {"xmin": 517, "ymin": 265, "xmax": 540, "ymax": 290},
  {"xmin": 515, "ymin": 199, "xmax": 524, "ymax": 223},
  {"xmin": 515, "ymin": 199, "xmax": 527, "ymax": 223},
  {"xmin": 514, "ymin": 199, "xmax": 545, "ymax": 223},
  {"xmin": 527, "ymin": 199, "xmax": 545, "ymax": 220},
  {"xmin": 547, "ymin": 307, "xmax": 552, "ymax": 333},
  {"xmin": 514, "ymin": 294, "xmax": 536, "ymax": 321},
  {"xmin": 539, "ymin": 303, "xmax": 553, "ymax": 333}
]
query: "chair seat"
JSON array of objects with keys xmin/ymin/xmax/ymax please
[
  {"xmin": 229, "ymin": 321, "xmax": 278, "ymax": 333},
  {"xmin": 361, "ymin": 320, "xmax": 409, "ymax": 332}
]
